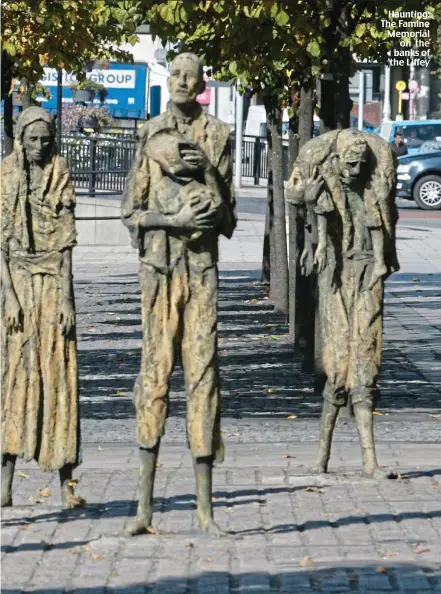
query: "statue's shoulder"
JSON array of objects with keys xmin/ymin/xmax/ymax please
[
  {"xmin": 205, "ymin": 114, "xmax": 231, "ymax": 140},
  {"xmin": 297, "ymin": 130, "xmax": 340, "ymax": 165},
  {"xmin": 138, "ymin": 112, "xmax": 169, "ymax": 142},
  {"xmin": 1, "ymin": 153, "xmax": 17, "ymax": 172}
]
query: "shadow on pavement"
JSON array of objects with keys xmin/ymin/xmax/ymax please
[
  {"xmin": 2, "ymin": 563, "xmax": 440, "ymax": 592},
  {"xmin": 74, "ymin": 270, "xmax": 441, "ymax": 422}
]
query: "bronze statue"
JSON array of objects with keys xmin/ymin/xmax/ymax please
[
  {"xmin": 121, "ymin": 53, "xmax": 236, "ymax": 536},
  {"xmin": 287, "ymin": 129, "xmax": 399, "ymax": 478},
  {"xmin": 1, "ymin": 107, "xmax": 85, "ymax": 509}
]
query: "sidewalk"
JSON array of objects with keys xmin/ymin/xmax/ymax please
[{"xmin": 2, "ymin": 204, "xmax": 441, "ymax": 593}]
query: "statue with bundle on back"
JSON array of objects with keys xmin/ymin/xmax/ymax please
[{"xmin": 287, "ymin": 129, "xmax": 399, "ymax": 478}]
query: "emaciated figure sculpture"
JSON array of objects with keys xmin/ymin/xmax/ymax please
[
  {"xmin": 1, "ymin": 107, "xmax": 85, "ymax": 508},
  {"xmin": 122, "ymin": 53, "xmax": 236, "ymax": 536},
  {"xmin": 287, "ymin": 129, "xmax": 399, "ymax": 478}
]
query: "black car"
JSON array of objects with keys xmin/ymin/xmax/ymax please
[{"xmin": 397, "ymin": 150, "xmax": 441, "ymax": 210}]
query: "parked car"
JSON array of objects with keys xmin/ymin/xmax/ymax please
[
  {"xmin": 396, "ymin": 150, "xmax": 441, "ymax": 210},
  {"xmin": 419, "ymin": 140, "xmax": 441, "ymax": 153},
  {"xmin": 380, "ymin": 120, "xmax": 441, "ymax": 155}
]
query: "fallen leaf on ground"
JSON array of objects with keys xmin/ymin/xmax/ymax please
[
  {"xmin": 383, "ymin": 551, "xmax": 398, "ymax": 557},
  {"xmin": 432, "ymin": 481, "xmax": 439, "ymax": 489},
  {"xmin": 224, "ymin": 507, "xmax": 235, "ymax": 513},
  {"xmin": 156, "ymin": 462, "xmax": 162, "ymax": 468},
  {"xmin": 68, "ymin": 479, "xmax": 79, "ymax": 487},
  {"xmin": 265, "ymin": 388, "xmax": 276, "ymax": 394},
  {"xmin": 376, "ymin": 566, "xmax": 387, "ymax": 574},
  {"xmin": 287, "ymin": 415, "xmax": 298, "ymax": 420},
  {"xmin": 185, "ymin": 542, "xmax": 194, "ymax": 548},
  {"xmin": 229, "ymin": 432, "xmax": 240, "ymax": 437},
  {"xmin": 16, "ymin": 471, "xmax": 29, "ymax": 479},
  {"xmin": 110, "ymin": 571, "xmax": 120, "ymax": 578},
  {"xmin": 146, "ymin": 525, "xmax": 160, "ymax": 535},
  {"xmin": 299, "ymin": 556, "xmax": 313, "ymax": 567},
  {"xmin": 87, "ymin": 328, "xmax": 96, "ymax": 332},
  {"xmin": 116, "ymin": 391, "xmax": 126, "ymax": 396},
  {"xmin": 203, "ymin": 557, "xmax": 213, "ymax": 562},
  {"xmin": 415, "ymin": 547, "xmax": 431, "ymax": 554},
  {"xmin": 91, "ymin": 552, "xmax": 105, "ymax": 560},
  {"xmin": 284, "ymin": 455, "xmax": 296, "ymax": 459},
  {"xmin": 97, "ymin": 446, "xmax": 104, "ymax": 451},
  {"xmin": 304, "ymin": 487, "xmax": 322, "ymax": 493},
  {"xmin": 38, "ymin": 488, "xmax": 52, "ymax": 497},
  {"xmin": 82, "ymin": 544, "xmax": 92, "ymax": 552},
  {"xmin": 373, "ymin": 411, "xmax": 384, "ymax": 416},
  {"xmin": 29, "ymin": 497, "xmax": 43, "ymax": 504},
  {"xmin": 430, "ymin": 414, "xmax": 441, "ymax": 418},
  {"xmin": 18, "ymin": 523, "xmax": 31, "ymax": 531},
  {"xmin": 270, "ymin": 335, "xmax": 281, "ymax": 341}
]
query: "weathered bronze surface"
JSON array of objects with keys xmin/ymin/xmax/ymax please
[
  {"xmin": 287, "ymin": 129, "xmax": 399, "ymax": 478},
  {"xmin": 121, "ymin": 53, "xmax": 236, "ymax": 536},
  {"xmin": 1, "ymin": 107, "xmax": 85, "ymax": 508}
]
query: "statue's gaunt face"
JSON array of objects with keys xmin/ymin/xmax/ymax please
[
  {"xmin": 168, "ymin": 57, "xmax": 205, "ymax": 105},
  {"xmin": 23, "ymin": 121, "xmax": 53, "ymax": 164},
  {"xmin": 340, "ymin": 146, "xmax": 368, "ymax": 181}
]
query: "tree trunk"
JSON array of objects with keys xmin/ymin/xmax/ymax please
[
  {"xmin": 287, "ymin": 114, "xmax": 299, "ymax": 340},
  {"xmin": 318, "ymin": 77, "xmax": 335, "ymax": 134},
  {"xmin": 3, "ymin": 91, "xmax": 14, "ymax": 156},
  {"xmin": 265, "ymin": 99, "xmax": 288, "ymax": 315},
  {"xmin": 262, "ymin": 126, "xmax": 275, "ymax": 288},
  {"xmin": 334, "ymin": 48, "xmax": 353, "ymax": 129}
]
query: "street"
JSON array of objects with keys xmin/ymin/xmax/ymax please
[{"xmin": 1, "ymin": 193, "xmax": 441, "ymax": 594}]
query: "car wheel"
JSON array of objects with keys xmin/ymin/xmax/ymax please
[{"xmin": 413, "ymin": 175, "xmax": 441, "ymax": 210}]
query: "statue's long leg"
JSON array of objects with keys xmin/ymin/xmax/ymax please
[
  {"xmin": 126, "ymin": 442, "xmax": 160, "ymax": 536},
  {"xmin": 1, "ymin": 454, "xmax": 16, "ymax": 507},
  {"xmin": 353, "ymin": 404, "xmax": 395, "ymax": 479},
  {"xmin": 194, "ymin": 455, "xmax": 226, "ymax": 537},
  {"xmin": 59, "ymin": 464, "xmax": 86, "ymax": 509},
  {"xmin": 312, "ymin": 400, "xmax": 340, "ymax": 473}
]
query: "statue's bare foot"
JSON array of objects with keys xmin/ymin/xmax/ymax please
[
  {"xmin": 199, "ymin": 516, "xmax": 227, "ymax": 537},
  {"xmin": 1, "ymin": 493, "xmax": 12, "ymax": 508},
  {"xmin": 362, "ymin": 465, "xmax": 398, "ymax": 480},
  {"xmin": 62, "ymin": 487, "xmax": 87, "ymax": 510},
  {"xmin": 125, "ymin": 519, "xmax": 157, "ymax": 537}
]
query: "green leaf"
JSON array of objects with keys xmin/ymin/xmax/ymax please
[
  {"xmin": 229, "ymin": 60, "xmax": 237, "ymax": 75},
  {"xmin": 307, "ymin": 40, "xmax": 320, "ymax": 57},
  {"xmin": 275, "ymin": 9, "xmax": 289, "ymax": 27}
]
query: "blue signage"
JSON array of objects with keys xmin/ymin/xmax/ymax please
[{"xmin": 39, "ymin": 62, "xmax": 148, "ymax": 119}]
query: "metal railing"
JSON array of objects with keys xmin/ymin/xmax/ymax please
[{"xmin": 1, "ymin": 133, "xmax": 289, "ymax": 192}]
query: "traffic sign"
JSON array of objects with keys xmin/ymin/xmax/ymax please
[{"xmin": 395, "ymin": 80, "xmax": 406, "ymax": 91}]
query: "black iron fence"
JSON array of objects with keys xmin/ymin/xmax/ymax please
[
  {"xmin": 60, "ymin": 135, "xmax": 137, "ymax": 194},
  {"xmin": 1, "ymin": 133, "xmax": 289, "ymax": 193}
]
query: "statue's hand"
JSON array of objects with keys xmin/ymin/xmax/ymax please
[
  {"xmin": 300, "ymin": 247, "xmax": 314, "ymax": 277},
  {"xmin": 304, "ymin": 167, "xmax": 324, "ymax": 204},
  {"xmin": 5, "ymin": 289, "xmax": 23, "ymax": 333},
  {"xmin": 313, "ymin": 245, "xmax": 327, "ymax": 273},
  {"xmin": 367, "ymin": 262, "xmax": 388, "ymax": 290},
  {"xmin": 60, "ymin": 297, "xmax": 75, "ymax": 335},
  {"xmin": 180, "ymin": 143, "xmax": 213, "ymax": 172}
]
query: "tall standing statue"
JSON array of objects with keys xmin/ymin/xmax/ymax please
[
  {"xmin": 121, "ymin": 53, "xmax": 236, "ymax": 536},
  {"xmin": 1, "ymin": 107, "xmax": 85, "ymax": 508},
  {"xmin": 287, "ymin": 129, "xmax": 399, "ymax": 478}
]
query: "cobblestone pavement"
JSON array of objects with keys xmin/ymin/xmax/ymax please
[
  {"xmin": 2, "ymin": 444, "xmax": 441, "ymax": 593},
  {"xmin": 2, "ymin": 199, "xmax": 441, "ymax": 593}
]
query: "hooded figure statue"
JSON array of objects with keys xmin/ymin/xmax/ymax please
[{"xmin": 1, "ymin": 107, "xmax": 85, "ymax": 509}]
